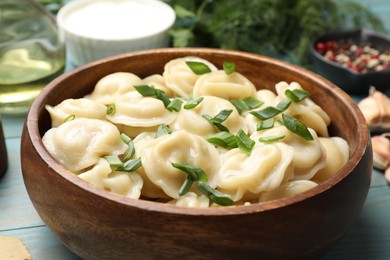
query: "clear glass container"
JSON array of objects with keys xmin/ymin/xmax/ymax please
[{"xmin": 0, "ymin": 0, "xmax": 65, "ymax": 115}]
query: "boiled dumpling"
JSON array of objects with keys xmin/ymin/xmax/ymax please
[
  {"xmin": 168, "ymin": 192, "xmax": 210, "ymax": 208},
  {"xmin": 259, "ymin": 180, "xmax": 318, "ymax": 202},
  {"xmin": 42, "ymin": 118, "xmax": 127, "ymax": 172}
]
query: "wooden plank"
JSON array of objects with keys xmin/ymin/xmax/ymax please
[{"xmin": 0, "ymin": 138, "xmax": 43, "ymax": 230}]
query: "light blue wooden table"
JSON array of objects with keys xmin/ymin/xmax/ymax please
[{"xmin": 1, "ymin": 83, "xmax": 390, "ymax": 259}]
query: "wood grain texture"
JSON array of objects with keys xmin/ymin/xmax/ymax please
[{"xmin": 20, "ymin": 48, "xmax": 372, "ymax": 259}]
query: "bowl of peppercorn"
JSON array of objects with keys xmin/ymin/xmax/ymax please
[{"xmin": 311, "ymin": 28, "xmax": 390, "ymax": 95}]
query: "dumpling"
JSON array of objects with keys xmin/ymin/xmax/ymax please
[
  {"xmin": 45, "ymin": 98, "xmax": 107, "ymax": 127},
  {"xmin": 143, "ymin": 74, "xmax": 174, "ymax": 97},
  {"xmin": 251, "ymin": 125, "xmax": 327, "ymax": 180},
  {"xmin": 163, "ymin": 56, "xmax": 218, "ymax": 99},
  {"xmin": 215, "ymin": 142, "xmax": 294, "ymax": 202},
  {"xmin": 275, "ymin": 81, "xmax": 331, "ymax": 137},
  {"xmin": 312, "ymin": 137, "xmax": 349, "ymax": 182},
  {"xmin": 141, "ymin": 130, "xmax": 221, "ymax": 199},
  {"xmin": 87, "ymin": 72, "xmax": 143, "ymax": 104},
  {"xmin": 259, "ymin": 180, "xmax": 318, "ymax": 202},
  {"xmin": 244, "ymin": 89, "xmax": 279, "ymax": 134},
  {"xmin": 168, "ymin": 192, "xmax": 210, "ymax": 208},
  {"xmin": 192, "ymin": 70, "xmax": 257, "ymax": 100},
  {"xmin": 78, "ymin": 158, "xmax": 143, "ymax": 199},
  {"xmin": 42, "ymin": 118, "xmax": 127, "ymax": 172},
  {"xmin": 170, "ymin": 95, "xmax": 248, "ymax": 137},
  {"xmin": 106, "ymin": 91, "xmax": 176, "ymax": 134}
]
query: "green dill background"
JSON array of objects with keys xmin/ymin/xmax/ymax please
[{"xmin": 38, "ymin": 0, "xmax": 390, "ymax": 67}]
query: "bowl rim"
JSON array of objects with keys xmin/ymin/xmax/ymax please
[
  {"xmin": 25, "ymin": 47, "xmax": 370, "ymax": 216},
  {"xmin": 310, "ymin": 28, "xmax": 390, "ymax": 77},
  {"xmin": 56, "ymin": 0, "xmax": 176, "ymax": 42}
]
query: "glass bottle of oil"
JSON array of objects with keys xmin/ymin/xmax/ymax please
[{"xmin": 0, "ymin": 0, "xmax": 65, "ymax": 115}]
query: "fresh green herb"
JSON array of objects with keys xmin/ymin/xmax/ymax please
[
  {"xmin": 186, "ymin": 61, "xmax": 212, "ymax": 75},
  {"xmin": 155, "ymin": 88, "xmax": 171, "ymax": 107},
  {"xmin": 197, "ymin": 182, "xmax": 234, "ymax": 206},
  {"xmin": 184, "ymin": 97, "xmax": 204, "ymax": 109},
  {"xmin": 223, "ymin": 61, "xmax": 236, "ymax": 75},
  {"xmin": 116, "ymin": 158, "xmax": 142, "ymax": 172},
  {"xmin": 231, "ymin": 97, "xmax": 263, "ymax": 114},
  {"xmin": 250, "ymin": 99, "xmax": 291, "ymax": 120},
  {"xmin": 256, "ymin": 118, "xmax": 275, "ymax": 130},
  {"xmin": 236, "ymin": 129, "xmax": 255, "ymax": 154},
  {"xmin": 202, "ymin": 109, "xmax": 232, "ymax": 132},
  {"xmin": 167, "ymin": 98, "xmax": 183, "ymax": 112},
  {"xmin": 285, "ymin": 89, "xmax": 310, "ymax": 102},
  {"xmin": 282, "ymin": 114, "xmax": 314, "ymax": 141},
  {"xmin": 106, "ymin": 103, "xmax": 116, "ymax": 115},
  {"xmin": 120, "ymin": 133, "xmax": 135, "ymax": 162},
  {"xmin": 250, "ymin": 106, "xmax": 281, "ymax": 120},
  {"xmin": 155, "ymin": 124, "xmax": 172, "ymax": 138},
  {"xmin": 172, "ymin": 162, "xmax": 234, "ymax": 206},
  {"xmin": 64, "ymin": 114, "xmax": 75, "ymax": 122},
  {"xmin": 258, "ymin": 135, "xmax": 285, "ymax": 143},
  {"xmin": 206, "ymin": 131, "xmax": 238, "ymax": 149},
  {"xmin": 134, "ymin": 85, "xmax": 156, "ymax": 96},
  {"xmin": 104, "ymin": 155, "xmax": 124, "ymax": 167}
]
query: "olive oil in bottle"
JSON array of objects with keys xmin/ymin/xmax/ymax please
[{"xmin": 0, "ymin": 0, "xmax": 65, "ymax": 115}]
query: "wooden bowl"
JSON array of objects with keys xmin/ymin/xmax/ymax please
[{"xmin": 21, "ymin": 48, "xmax": 372, "ymax": 259}]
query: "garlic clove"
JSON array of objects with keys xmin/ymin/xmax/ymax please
[
  {"xmin": 385, "ymin": 167, "xmax": 390, "ymax": 183},
  {"xmin": 358, "ymin": 87, "xmax": 390, "ymax": 132},
  {"xmin": 371, "ymin": 133, "xmax": 390, "ymax": 171}
]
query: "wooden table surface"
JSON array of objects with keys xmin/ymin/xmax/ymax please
[{"xmin": 0, "ymin": 98, "xmax": 390, "ymax": 260}]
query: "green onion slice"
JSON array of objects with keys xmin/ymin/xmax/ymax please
[
  {"xmin": 172, "ymin": 162, "xmax": 208, "ymax": 182},
  {"xmin": 197, "ymin": 182, "xmax": 234, "ymax": 206},
  {"xmin": 223, "ymin": 61, "xmax": 236, "ymax": 75},
  {"xmin": 184, "ymin": 97, "xmax": 204, "ymax": 109},
  {"xmin": 155, "ymin": 88, "xmax": 171, "ymax": 107},
  {"xmin": 231, "ymin": 97, "xmax": 263, "ymax": 114},
  {"xmin": 206, "ymin": 131, "xmax": 238, "ymax": 149},
  {"xmin": 250, "ymin": 106, "xmax": 281, "ymax": 120},
  {"xmin": 202, "ymin": 109, "xmax": 232, "ymax": 132},
  {"xmin": 276, "ymin": 99, "xmax": 292, "ymax": 111},
  {"xmin": 282, "ymin": 114, "xmax": 314, "ymax": 141},
  {"xmin": 106, "ymin": 103, "xmax": 116, "ymax": 115},
  {"xmin": 236, "ymin": 129, "xmax": 255, "ymax": 154},
  {"xmin": 120, "ymin": 133, "xmax": 135, "ymax": 161},
  {"xmin": 258, "ymin": 135, "xmax": 285, "ymax": 143},
  {"xmin": 116, "ymin": 158, "xmax": 142, "ymax": 172},
  {"xmin": 179, "ymin": 177, "xmax": 194, "ymax": 196},
  {"xmin": 285, "ymin": 89, "xmax": 310, "ymax": 102},
  {"xmin": 134, "ymin": 85, "xmax": 156, "ymax": 96},
  {"xmin": 155, "ymin": 124, "xmax": 172, "ymax": 138},
  {"xmin": 104, "ymin": 155, "xmax": 124, "ymax": 167},
  {"xmin": 256, "ymin": 118, "xmax": 275, "ymax": 131},
  {"xmin": 186, "ymin": 61, "xmax": 212, "ymax": 75},
  {"xmin": 64, "ymin": 114, "xmax": 75, "ymax": 122},
  {"xmin": 167, "ymin": 98, "xmax": 183, "ymax": 112}
]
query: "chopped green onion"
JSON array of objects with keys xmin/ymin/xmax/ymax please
[
  {"xmin": 155, "ymin": 88, "xmax": 171, "ymax": 107},
  {"xmin": 285, "ymin": 89, "xmax": 310, "ymax": 102},
  {"xmin": 184, "ymin": 97, "xmax": 204, "ymax": 109},
  {"xmin": 167, "ymin": 98, "xmax": 183, "ymax": 112},
  {"xmin": 250, "ymin": 106, "xmax": 281, "ymax": 120},
  {"xmin": 179, "ymin": 177, "xmax": 194, "ymax": 196},
  {"xmin": 186, "ymin": 61, "xmax": 212, "ymax": 75},
  {"xmin": 172, "ymin": 162, "xmax": 208, "ymax": 182},
  {"xmin": 134, "ymin": 85, "xmax": 156, "ymax": 96},
  {"xmin": 206, "ymin": 131, "xmax": 238, "ymax": 149},
  {"xmin": 106, "ymin": 103, "xmax": 116, "ymax": 115},
  {"xmin": 282, "ymin": 114, "xmax": 314, "ymax": 141},
  {"xmin": 275, "ymin": 99, "xmax": 292, "ymax": 111},
  {"xmin": 155, "ymin": 124, "xmax": 171, "ymax": 138},
  {"xmin": 104, "ymin": 155, "xmax": 124, "ymax": 167},
  {"xmin": 236, "ymin": 129, "xmax": 255, "ymax": 154},
  {"xmin": 231, "ymin": 97, "xmax": 263, "ymax": 114},
  {"xmin": 258, "ymin": 135, "xmax": 285, "ymax": 143},
  {"xmin": 256, "ymin": 118, "xmax": 275, "ymax": 130},
  {"xmin": 64, "ymin": 114, "xmax": 75, "ymax": 122},
  {"xmin": 202, "ymin": 114, "xmax": 229, "ymax": 132},
  {"xmin": 173, "ymin": 162, "xmax": 234, "ymax": 206},
  {"xmin": 202, "ymin": 109, "xmax": 232, "ymax": 132},
  {"xmin": 120, "ymin": 133, "xmax": 132, "ymax": 144},
  {"xmin": 197, "ymin": 182, "xmax": 234, "ymax": 206},
  {"xmin": 116, "ymin": 158, "xmax": 142, "ymax": 172},
  {"xmin": 223, "ymin": 62, "xmax": 236, "ymax": 75}
]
